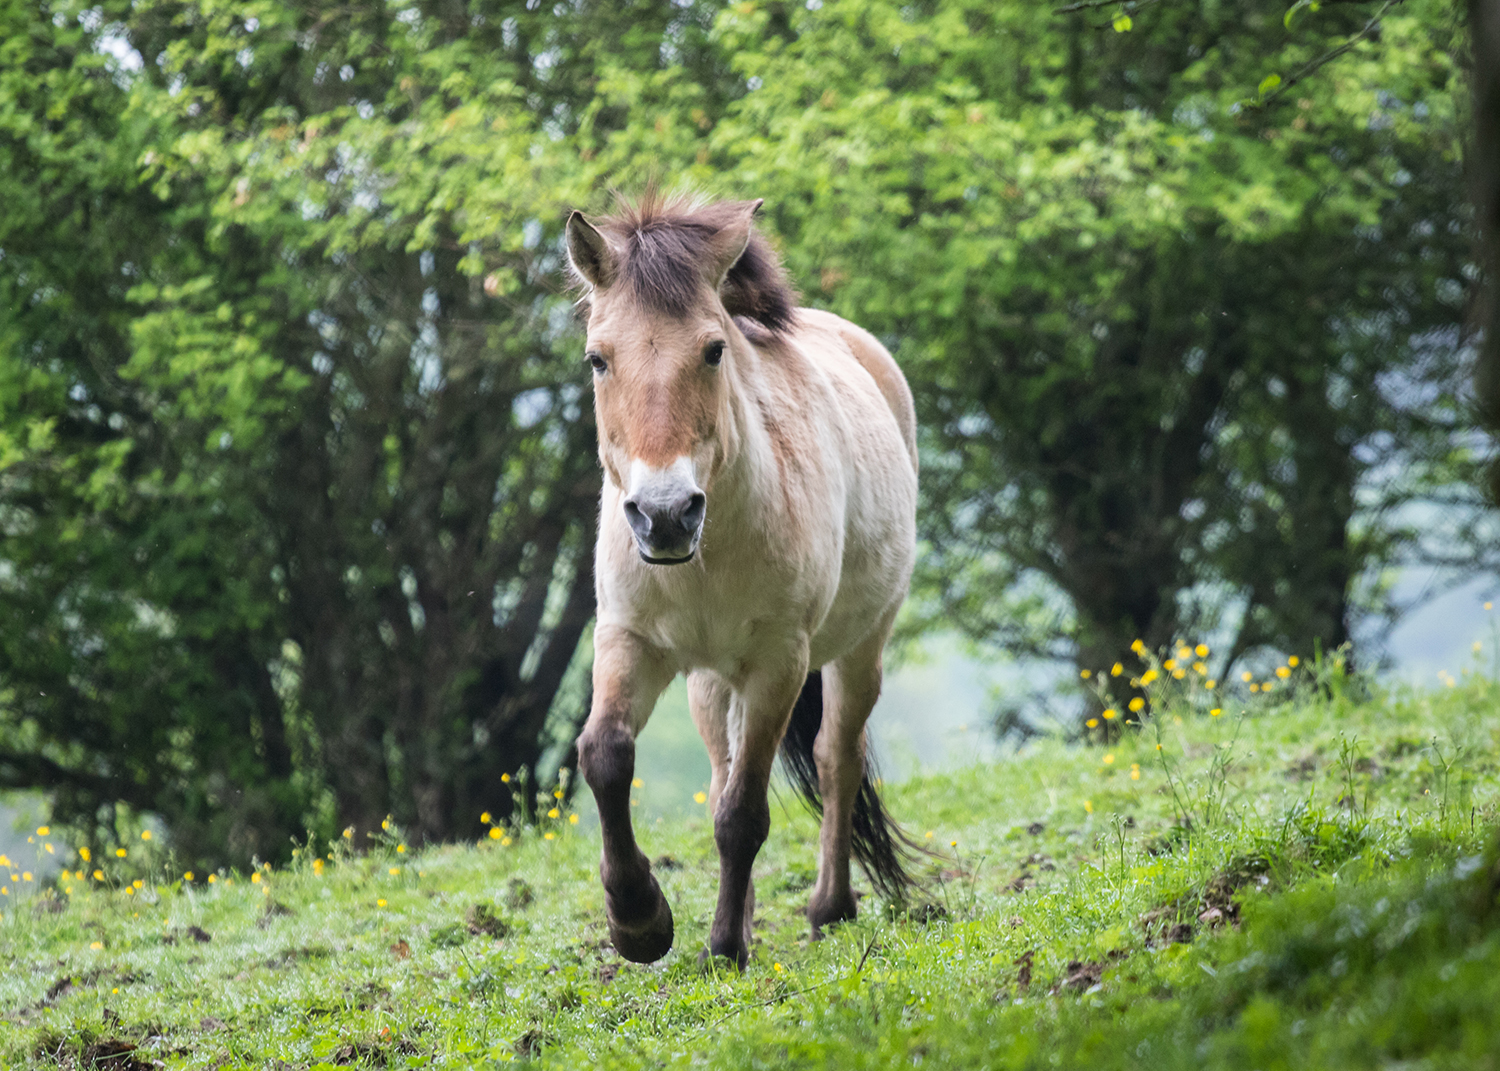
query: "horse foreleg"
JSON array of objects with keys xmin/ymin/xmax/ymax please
[
  {"xmin": 709, "ymin": 655, "xmax": 807, "ymax": 968},
  {"xmin": 688, "ymin": 671, "xmax": 756, "ymax": 952},
  {"xmin": 575, "ymin": 625, "xmax": 676, "ymax": 963},
  {"xmin": 808, "ymin": 616, "xmax": 891, "ymax": 934}
]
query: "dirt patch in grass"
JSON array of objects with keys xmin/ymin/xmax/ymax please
[
  {"xmin": 465, "ymin": 902, "xmax": 509, "ymax": 937},
  {"xmin": 1142, "ymin": 854, "xmax": 1272, "ymax": 945}
]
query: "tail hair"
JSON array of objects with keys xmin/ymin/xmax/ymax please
[{"xmin": 778, "ymin": 672, "xmax": 922, "ymax": 902}]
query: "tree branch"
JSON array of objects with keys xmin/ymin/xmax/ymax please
[
  {"xmin": 1259, "ymin": 0, "xmax": 1403, "ymax": 106},
  {"xmin": 1052, "ymin": 0, "xmax": 1158, "ymax": 14}
]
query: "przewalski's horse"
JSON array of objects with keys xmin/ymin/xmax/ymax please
[{"xmin": 567, "ymin": 193, "xmax": 919, "ymax": 968}]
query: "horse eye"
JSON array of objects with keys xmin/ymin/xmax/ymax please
[
  {"xmin": 587, "ymin": 351, "xmax": 607, "ymax": 374},
  {"xmin": 703, "ymin": 340, "xmax": 725, "ymax": 367}
]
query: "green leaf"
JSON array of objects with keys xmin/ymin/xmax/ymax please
[
  {"xmin": 1113, "ymin": 13, "xmax": 1133, "ymax": 32},
  {"xmin": 1258, "ymin": 73, "xmax": 1283, "ymax": 95}
]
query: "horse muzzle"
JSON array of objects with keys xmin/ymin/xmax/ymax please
[{"xmin": 623, "ymin": 461, "xmax": 705, "ymax": 566}]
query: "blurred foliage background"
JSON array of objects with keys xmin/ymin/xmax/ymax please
[{"xmin": 0, "ymin": 0, "xmax": 1492, "ymax": 868}]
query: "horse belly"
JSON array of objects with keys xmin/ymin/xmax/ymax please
[{"xmin": 807, "ymin": 457, "xmax": 916, "ymax": 668}]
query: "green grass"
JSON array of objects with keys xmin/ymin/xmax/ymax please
[{"xmin": 3, "ymin": 676, "xmax": 1499, "ymax": 1070}]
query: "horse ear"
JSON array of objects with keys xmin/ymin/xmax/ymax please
[
  {"xmin": 566, "ymin": 210, "xmax": 617, "ymax": 289},
  {"xmin": 705, "ymin": 199, "xmax": 764, "ymax": 289}
]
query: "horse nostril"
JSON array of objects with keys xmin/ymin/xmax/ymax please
[
  {"xmin": 623, "ymin": 498, "xmax": 651, "ymax": 540},
  {"xmin": 681, "ymin": 492, "xmax": 706, "ymax": 531}
]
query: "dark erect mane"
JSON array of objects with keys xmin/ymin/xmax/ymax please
[{"xmin": 590, "ymin": 191, "xmax": 798, "ymax": 337}]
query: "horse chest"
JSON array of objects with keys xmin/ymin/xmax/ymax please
[{"xmin": 610, "ymin": 560, "xmax": 819, "ymax": 671}]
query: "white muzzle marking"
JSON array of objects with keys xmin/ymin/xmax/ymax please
[{"xmin": 622, "ymin": 457, "xmax": 706, "ymax": 565}]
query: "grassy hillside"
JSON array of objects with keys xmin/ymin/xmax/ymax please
[{"xmin": 2, "ymin": 669, "xmax": 1499, "ymax": 1070}]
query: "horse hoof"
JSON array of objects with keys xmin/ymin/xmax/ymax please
[
  {"xmin": 807, "ymin": 892, "xmax": 858, "ymax": 937},
  {"xmin": 702, "ymin": 941, "xmax": 749, "ymax": 971},
  {"xmin": 607, "ymin": 878, "xmax": 674, "ymax": 963}
]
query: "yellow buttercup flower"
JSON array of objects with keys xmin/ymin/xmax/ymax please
[
  {"xmin": 480, "ymin": 812, "xmax": 492, "ymax": 825},
  {"xmin": 1176, "ymin": 647, "xmax": 1192, "ymax": 661},
  {"xmin": 1131, "ymin": 639, "xmax": 1146, "ymax": 655},
  {"xmin": 1140, "ymin": 669, "xmax": 1158, "ymax": 685},
  {"xmin": 1288, "ymin": 656, "xmax": 1300, "ymax": 667},
  {"xmin": 1195, "ymin": 644, "xmax": 1209, "ymax": 657},
  {"xmin": 1128, "ymin": 697, "xmax": 1145, "ymax": 713},
  {"xmin": 1110, "ymin": 662, "xmax": 1123, "ymax": 677},
  {"xmin": 488, "ymin": 828, "xmax": 503, "ymax": 840},
  {"xmin": 1103, "ymin": 754, "xmax": 1115, "ymax": 765},
  {"xmin": 1241, "ymin": 671, "xmax": 1253, "ymax": 682},
  {"xmin": 78, "ymin": 848, "xmax": 90, "ymax": 862},
  {"xmin": 115, "ymin": 848, "xmax": 127, "ymax": 858},
  {"xmin": 547, "ymin": 808, "xmax": 560, "ymax": 819},
  {"xmin": 140, "ymin": 830, "xmax": 152, "ymax": 841},
  {"xmin": 631, "ymin": 778, "xmax": 644, "ymax": 788},
  {"xmin": 35, "ymin": 826, "xmax": 50, "ymax": 837},
  {"xmin": 1164, "ymin": 659, "xmax": 1177, "ymax": 671},
  {"xmin": 1084, "ymin": 800, "xmax": 1094, "ymax": 814},
  {"xmin": 1192, "ymin": 662, "xmax": 1207, "ymax": 675},
  {"xmin": 694, "ymin": 791, "xmax": 708, "ymax": 804},
  {"xmin": 1086, "ymin": 718, "xmax": 1099, "ymax": 728},
  {"xmin": 1276, "ymin": 666, "xmax": 1291, "ymax": 679},
  {"xmin": 1102, "ymin": 708, "xmax": 1117, "ymax": 720},
  {"xmin": 1206, "ymin": 679, "xmax": 1217, "ymax": 690},
  {"xmin": 569, "ymin": 814, "xmax": 580, "ymax": 825},
  {"xmin": 1172, "ymin": 668, "xmax": 1186, "ymax": 679},
  {"xmin": 1080, "ymin": 669, "xmax": 1091, "ymax": 679},
  {"xmin": 1210, "ymin": 708, "xmax": 1222, "ymax": 717},
  {"xmin": 501, "ymin": 773, "xmax": 511, "ymax": 783}
]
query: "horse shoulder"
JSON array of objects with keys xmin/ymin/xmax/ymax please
[{"xmin": 793, "ymin": 308, "xmax": 917, "ymax": 472}]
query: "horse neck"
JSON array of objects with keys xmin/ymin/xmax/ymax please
[{"xmin": 712, "ymin": 340, "xmax": 782, "ymax": 532}]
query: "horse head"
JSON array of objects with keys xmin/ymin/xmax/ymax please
[{"xmin": 566, "ymin": 193, "xmax": 793, "ymax": 565}]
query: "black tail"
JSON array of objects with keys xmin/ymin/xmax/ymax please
[{"xmin": 778, "ymin": 672, "xmax": 921, "ymax": 902}]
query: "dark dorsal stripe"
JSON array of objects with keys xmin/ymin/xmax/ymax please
[{"xmin": 594, "ymin": 193, "xmax": 798, "ymax": 337}]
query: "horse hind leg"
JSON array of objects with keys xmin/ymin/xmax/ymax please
[
  {"xmin": 575, "ymin": 627, "xmax": 677, "ymax": 963},
  {"xmin": 688, "ymin": 672, "xmax": 755, "ymax": 954},
  {"xmin": 807, "ymin": 614, "xmax": 906, "ymax": 934}
]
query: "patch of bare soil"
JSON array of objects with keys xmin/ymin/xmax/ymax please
[
  {"xmin": 465, "ymin": 902, "xmax": 509, "ymax": 937},
  {"xmin": 1141, "ymin": 854, "xmax": 1272, "ymax": 946}
]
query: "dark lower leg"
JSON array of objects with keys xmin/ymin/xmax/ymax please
[
  {"xmin": 709, "ymin": 786, "xmax": 770, "ymax": 968},
  {"xmin": 577, "ymin": 719, "xmax": 673, "ymax": 962}
]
